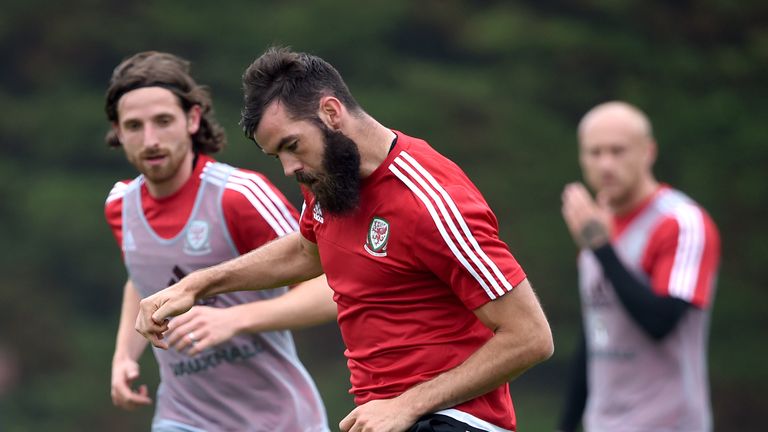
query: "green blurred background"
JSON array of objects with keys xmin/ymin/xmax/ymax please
[{"xmin": 0, "ymin": 0, "xmax": 765, "ymax": 430}]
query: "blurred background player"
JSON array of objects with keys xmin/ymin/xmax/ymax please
[
  {"xmin": 558, "ymin": 101, "xmax": 720, "ymax": 432},
  {"xmin": 104, "ymin": 51, "xmax": 335, "ymax": 432}
]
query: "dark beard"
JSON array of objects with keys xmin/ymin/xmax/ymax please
[{"xmin": 295, "ymin": 125, "xmax": 361, "ymax": 215}]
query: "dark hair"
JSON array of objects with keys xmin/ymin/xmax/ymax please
[
  {"xmin": 240, "ymin": 46, "xmax": 361, "ymax": 141},
  {"xmin": 104, "ymin": 51, "xmax": 226, "ymax": 153}
]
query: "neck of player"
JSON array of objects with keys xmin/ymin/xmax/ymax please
[
  {"xmin": 612, "ymin": 176, "xmax": 659, "ymax": 216},
  {"xmin": 353, "ymin": 116, "xmax": 397, "ymax": 179}
]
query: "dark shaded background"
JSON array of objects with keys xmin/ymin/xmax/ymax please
[{"xmin": 0, "ymin": 1, "xmax": 765, "ymax": 430}]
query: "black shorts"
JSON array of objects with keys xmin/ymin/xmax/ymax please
[{"xmin": 407, "ymin": 414, "xmax": 489, "ymax": 432}]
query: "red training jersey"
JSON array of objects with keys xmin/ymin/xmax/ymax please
[
  {"xmin": 300, "ymin": 131, "xmax": 526, "ymax": 431},
  {"xmin": 105, "ymin": 154, "xmax": 299, "ymax": 253},
  {"xmin": 612, "ymin": 184, "xmax": 720, "ymax": 308}
]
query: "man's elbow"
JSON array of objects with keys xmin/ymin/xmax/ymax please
[{"xmin": 530, "ymin": 323, "xmax": 555, "ymax": 364}]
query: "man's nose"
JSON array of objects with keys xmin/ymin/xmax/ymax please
[
  {"xmin": 143, "ymin": 125, "xmax": 160, "ymax": 148},
  {"xmin": 279, "ymin": 154, "xmax": 303, "ymax": 177},
  {"xmin": 596, "ymin": 152, "xmax": 615, "ymax": 171}
]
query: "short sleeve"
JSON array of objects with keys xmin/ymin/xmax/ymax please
[
  {"xmin": 104, "ymin": 180, "xmax": 129, "ymax": 249},
  {"xmin": 222, "ymin": 170, "xmax": 300, "ymax": 254},
  {"xmin": 412, "ymin": 184, "xmax": 526, "ymax": 310},
  {"xmin": 643, "ymin": 204, "xmax": 720, "ymax": 308}
]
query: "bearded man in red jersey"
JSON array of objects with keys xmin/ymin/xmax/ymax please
[{"xmin": 135, "ymin": 47, "xmax": 554, "ymax": 432}]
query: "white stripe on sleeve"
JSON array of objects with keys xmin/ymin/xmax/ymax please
[
  {"xmin": 389, "ymin": 164, "xmax": 497, "ymax": 300},
  {"xmin": 230, "ymin": 170, "xmax": 299, "ymax": 231},
  {"xmin": 226, "ymin": 174, "xmax": 295, "ymax": 234},
  {"xmin": 668, "ymin": 203, "xmax": 705, "ymax": 301},
  {"xmin": 400, "ymin": 152, "xmax": 513, "ymax": 293},
  {"xmin": 106, "ymin": 181, "xmax": 129, "ymax": 204},
  {"xmin": 224, "ymin": 183, "xmax": 288, "ymax": 237},
  {"xmin": 203, "ymin": 164, "xmax": 295, "ymax": 237},
  {"xmin": 393, "ymin": 155, "xmax": 507, "ymax": 297}
]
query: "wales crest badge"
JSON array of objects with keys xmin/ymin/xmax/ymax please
[{"xmin": 364, "ymin": 216, "xmax": 390, "ymax": 257}]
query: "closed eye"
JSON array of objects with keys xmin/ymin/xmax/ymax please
[{"xmin": 261, "ymin": 135, "xmax": 300, "ymax": 158}]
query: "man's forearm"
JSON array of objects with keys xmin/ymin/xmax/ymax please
[
  {"xmin": 592, "ymin": 244, "xmax": 689, "ymax": 340},
  {"xmin": 401, "ymin": 326, "xmax": 551, "ymax": 417},
  {"xmin": 114, "ymin": 280, "xmax": 148, "ymax": 362},
  {"xmin": 396, "ymin": 281, "xmax": 553, "ymax": 418},
  {"xmin": 132, "ymin": 236, "xmax": 323, "ymax": 347},
  {"xmin": 234, "ymin": 275, "xmax": 337, "ymax": 334},
  {"xmin": 193, "ymin": 232, "xmax": 323, "ymax": 299}
]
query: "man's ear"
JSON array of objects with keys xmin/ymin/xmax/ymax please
[
  {"xmin": 111, "ymin": 122, "xmax": 123, "ymax": 146},
  {"xmin": 646, "ymin": 138, "xmax": 658, "ymax": 168},
  {"xmin": 317, "ymin": 96, "xmax": 344, "ymax": 130},
  {"xmin": 187, "ymin": 105, "xmax": 202, "ymax": 135}
]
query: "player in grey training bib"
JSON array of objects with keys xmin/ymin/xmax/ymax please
[
  {"xmin": 122, "ymin": 162, "xmax": 328, "ymax": 431},
  {"xmin": 559, "ymin": 102, "xmax": 720, "ymax": 432},
  {"xmin": 578, "ymin": 188, "xmax": 715, "ymax": 431},
  {"xmin": 104, "ymin": 51, "xmax": 331, "ymax": 432}
]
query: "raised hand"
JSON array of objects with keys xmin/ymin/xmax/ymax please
[{"xmin": 561, "ymin": 182, "xmax": 612, "ymax": 249}]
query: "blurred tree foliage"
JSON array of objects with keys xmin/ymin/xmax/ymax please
[{"xmin": 0, "ymin": 0, "xmax": 765, "ymax": 430}]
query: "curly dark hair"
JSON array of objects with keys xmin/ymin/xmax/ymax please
[
  {"xmin": 104, "ymin": 51, "xmax": 226, "ymax": 154},
  {"xmin": 240, "ymin": 46, "xmax": 361, "ymax": 142}
]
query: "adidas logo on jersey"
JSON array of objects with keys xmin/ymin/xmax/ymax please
[
  {"xmin": 313, "ymin": 202, "xmax": 324, "ymax": 224},
  {"xmin": 123, "ymin": 229, "xmax": 137, "ymax": 252}
]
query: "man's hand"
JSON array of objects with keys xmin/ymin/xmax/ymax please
[
  {"xmin": 135, "ymin": 276, "xmax": 200, "ymax": 349},
  {"xmin": 339, "ymin": 398, "xmax": 419, "ymax": 432},
  {"xmin": 561, "ymin": 182, "xmax": 612, "ymax": 249},
  {"xmin": 165, "ymin": 306, "xmax": 237, "ymax": 356},
  {"xmin": 110, "ymin": 358, "xmax": 152, "ymax": 410}
]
